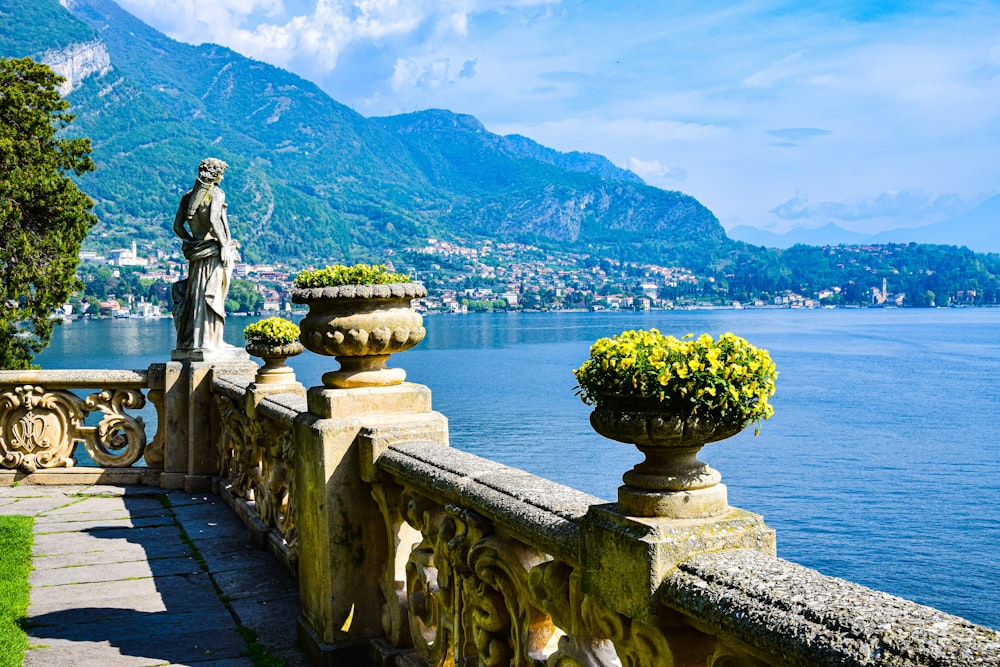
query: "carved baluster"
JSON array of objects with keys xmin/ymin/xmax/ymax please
[
  {"xmin": 81, "ymin": 388, "xmax": 147, "ymax": 467},
  {"xmin": 254, "ymin": 416, "xmax": 296, "ymax": 551},
  {"xmin": 215, "ymin": 393, "xmax": 253, "ymax": 496},
  {"xmin": 144, "ymin": 385, "xmax": 165, "ymax": 468},
  {"xmin": 371, "ymin": 480, "xmax": 422, "ymax": 647},
  {"xmin": 467, "ymin": 535, "xmax": 557, "ymax": 666},
  {"xmin": 275, "ymin": 417, "xmax": 297, "ymax": 559},
  {"xmin": 578, "ymin": 595, "xmax": 717, "ymax": 667},
  {"xmin": 530, "ymin": 561, "xmax": 622, "ymax": 666},
  {"xmin": 403, "ymin": 493, "xmax": 454, "ymax": 664}
]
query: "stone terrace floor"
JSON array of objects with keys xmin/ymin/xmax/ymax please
[{"xmin": 0, "ymin": 484, "xmax": 309, "ymax": 667}]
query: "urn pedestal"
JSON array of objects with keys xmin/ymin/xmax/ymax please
[{"xmin": 590, "ymin": 400, "xmax": 746, "ymax": 519}]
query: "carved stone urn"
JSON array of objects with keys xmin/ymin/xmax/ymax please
[
  {"xmin": 291, "ymin": 283, "xmax": 427, "ymax": 388},
  {"xmin": 590, "ymin": 396, "xmax": 747, "ymax": 519},
  {"xmin": 245, "ymin": 340, "xmax": 305, "ymax": 386}
]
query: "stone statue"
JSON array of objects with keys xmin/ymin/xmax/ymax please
[{"xmin": 172, "ymin": 158, "xmax": 240, "ymax": 353}]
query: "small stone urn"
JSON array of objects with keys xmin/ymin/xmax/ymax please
[
  {"xmin": 291, "ymin": 283, "xmax": 427, "ymax": 388},
  {"xmin": 245, "ymin": 340, "xmax": 305, "ymax": 386},
  {"xmin": 590, "ymin": 397, "xmax": 747, "ymax": 519}
]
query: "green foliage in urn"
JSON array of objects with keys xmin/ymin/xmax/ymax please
[
  {"xmin": 574, "ymin": 330, "xmax": 778, "ymax": 433},
  {"xmin": 243, "ymin": 317, "xmax": 300, "ymax": 345},
  {"xmin": 293, "ymin": 264, "xmax": 411, "ymax": 288}
]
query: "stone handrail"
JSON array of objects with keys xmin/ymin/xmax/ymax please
[
  {"xmin": 0, "ymin": 367, "xmax": 165, "ymax": 473},
  {"xmin": 662, "ymin": 549, "xmax": 1000, "ymax": 666}
]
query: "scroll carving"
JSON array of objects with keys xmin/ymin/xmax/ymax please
[
  {"xmin": 82, "ymin": 388, "xmax": 147, "ymax": 467},
  {"xmin": 254, "ymin": 416, "xmax": 297, "ymax": 559},
  {"xmin": 373, "ymin": 482, "xmax": 579, "ymax": 666},
  {"xmin": 216, "ymin": 393, "xmax": 253, "ymax": 496},
  {"xmin": 216, "ymin": 392, "xmax": 298, "ymax": 558},
  {"xmin": 0, "ymin": 384, "xmax": 148, "ymax": 472}
]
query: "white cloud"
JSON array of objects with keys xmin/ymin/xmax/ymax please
[
  {"xmin": 625, "ymin": 158, "xmax": 687, "ymax": 185},
  {"xmin": 742, "ymin": 52, "xmax": 809, "ymax": 88},
  {"xmin": 391, "ymin": 56, "xmax": 469, "ymax": 92},
  {"xmin": 115, "ymin": 0, "xmax": 537, "ymax": 77},
  {"xmin": 769, "ymin": 189, "xmax": 971, "ymax": 229},
  {"xmin": 494, "ymin": 117, "xmax": 729, "ymax": 148}
]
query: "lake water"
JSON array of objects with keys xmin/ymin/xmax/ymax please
[{"xmin": 36, "ymin": 309, "xmax": 1000, "ymax": 630}]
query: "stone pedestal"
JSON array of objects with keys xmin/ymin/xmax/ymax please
[
  {"xmin": 294, "ymin": 382, "xmax": 448, "ymax": 664},
  {"xmin": 580, "ymin": 503, "xmax": 775, "ymax": 624},
  {"xmin": 162, "ymin": 353, "xmax": 257, "ymax": 492}
]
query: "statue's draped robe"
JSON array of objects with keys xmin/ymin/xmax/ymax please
[{"xmin": 173, "ymin": 186, "xmax": 235, "ymax": 349}]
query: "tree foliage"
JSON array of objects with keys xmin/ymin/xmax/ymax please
[{"xmin": 0, "ymin": 57, "xmax": 96, "ymax": 368}]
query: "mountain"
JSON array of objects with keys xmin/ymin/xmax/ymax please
[
  {"xmin": 730, "ymin": 195, "xmax": 1000, "ymax": 253},
  {"xmin": 727, "ymin": 223, "xmax": 869, "ymax": 248},
  {"xmin": 1, "ymin": 0, "xmax": 732, "ymax": 268},
  {"xmin": 869, "ymin": 195, "xmax": 1000, "ymax": 252}
]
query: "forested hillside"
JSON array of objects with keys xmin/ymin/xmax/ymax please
[
  {"xmin": 3, "ymin": 0, "xmax": 1000, "ymax": 306},
  {"xmin": 1, "ymin": 0, "xmax": 732, "ymax": 269}
]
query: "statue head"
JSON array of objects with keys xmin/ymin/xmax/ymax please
[{"xmin": 197, "ymin": 157, "xmax": 228, "ymax": 186}]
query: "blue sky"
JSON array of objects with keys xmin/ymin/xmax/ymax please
[{"xmin": 112, "ymin": 0, "xmax": 1000, "ymax": 234}]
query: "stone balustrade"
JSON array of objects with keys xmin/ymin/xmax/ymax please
[
  {"xmin": 205, "ymin": 372, "xmax": 1000, "ymax": 667},
  {"xmin": 3, "ymin": 361, "xmax": 999, "ymax": 666},
  {"xmin": 0, "ymin": 368, "xmax": 164, "ymax": 478}
]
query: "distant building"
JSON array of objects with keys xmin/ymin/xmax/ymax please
[
  {"xmin": 79, "ymin": 250, "xmax": 106, "ymax": 262},
  {"xmin": 108, "ymin": 242, "xmax": 149, "ymax": 267}
]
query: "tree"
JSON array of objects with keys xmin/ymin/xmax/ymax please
[
  {"xmin": 226, "ymin": 279, "xmax": 264, "ymax": 313},
  {"xmin": 0, "ymin": 58, "xmax": 96, "ymax": 368}
]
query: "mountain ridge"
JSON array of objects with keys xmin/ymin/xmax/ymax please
[
  {"xmin": 2, "ymin": 0, "xmax": 732, "ymax": 269},
  {"xmin": 729, "ymin": 194, "xmax": 1000, "ymax": 253}
]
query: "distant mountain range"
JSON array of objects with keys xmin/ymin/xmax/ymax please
[
  {"xmin": 2, "ymin": 0, "xmax": 730, "ymax": 268},
  {"xmin": 728, "ymin": 195, "xmax": 1000, "ymax": 253}
]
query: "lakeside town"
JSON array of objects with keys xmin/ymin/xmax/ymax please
[{"xmin": 68, "ymin": 236, "xmax": 953, "ymax": 320}]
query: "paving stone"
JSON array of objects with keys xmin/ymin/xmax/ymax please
[
  {"xmin": 0, "ymin": 497, "xmax": 80, "ymax": 516},
  {"xmin": 28, "ymin": 613, "xmax": 249, "ymax": 661},
  {"xmin": 75, "ymin": 485, "xmax": 163, "ymax": 498},
  {"xmin": 172, "ymin": 501, "xmax": 245, "ymax": 526},
  {"xmin": 182, "ymin": 517, "xmax": 251, "ymax": 543},
  {"xmin": 35, "ymin": 514, "xmax": 175, "ymax": 534},
  {"xmin": 24, "ymin": 641, "xmax": 174, "ymax": 667},
  {"xmin": 0, "ymin": 485, "xmax": 76, "ymax": 498},
  {"xmin": 24, "ymin": 625, "xmax": 247, "ymax": 666},
  {"xmin": 1, "ymin": 483, "xmax": 310, "ymax": 666},
  {"xmin": 196, "ymin": 542, "xmax": 270, "ymax": 574},
  {"xmin": 27, "ymin": 572, "xmax": 223, "ymax": 617},
  {"xmin": 213, "ymin": 564, "xmax": 296, "ymax": 602},
  {"xmin": 164, "ymin": 492, "xmax": 219, "ymax": 507},
  {"xmin": 32, "ymin": 542, "xmax": 193, "ymax": 570},
  {"xmin": 42, "ymin": 496, "xmax": 169, "ymax": 518},
  {"xmin": 229, "ymin": 592, "xmax": 308, "ymax": 666},
  {"xmin": 32, "ymin": 524, "xmax": 185, "ymax": 557},
  {"xmin": 32, "ymin": 554, "xmax": 202, "ymax": 587},
  {"xmin": 27, "ymin": 577, "xmax": 167, "ymax": 617}
]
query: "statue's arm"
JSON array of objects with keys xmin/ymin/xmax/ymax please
[
  {"xmin": 210, "ymin": 189, "xmax": 230, "ymax": 244},
  {"xmin": 173, "ymin": 194, "xmax": 193, "ymax": 240}
]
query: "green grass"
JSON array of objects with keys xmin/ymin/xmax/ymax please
[
  {"xmin": 0, "ymin": 515, "xmax": 33, "ymax": 667},
  {"xmin": 236, "ymin": 626, "xmax": 289, "ymax": 667}
]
